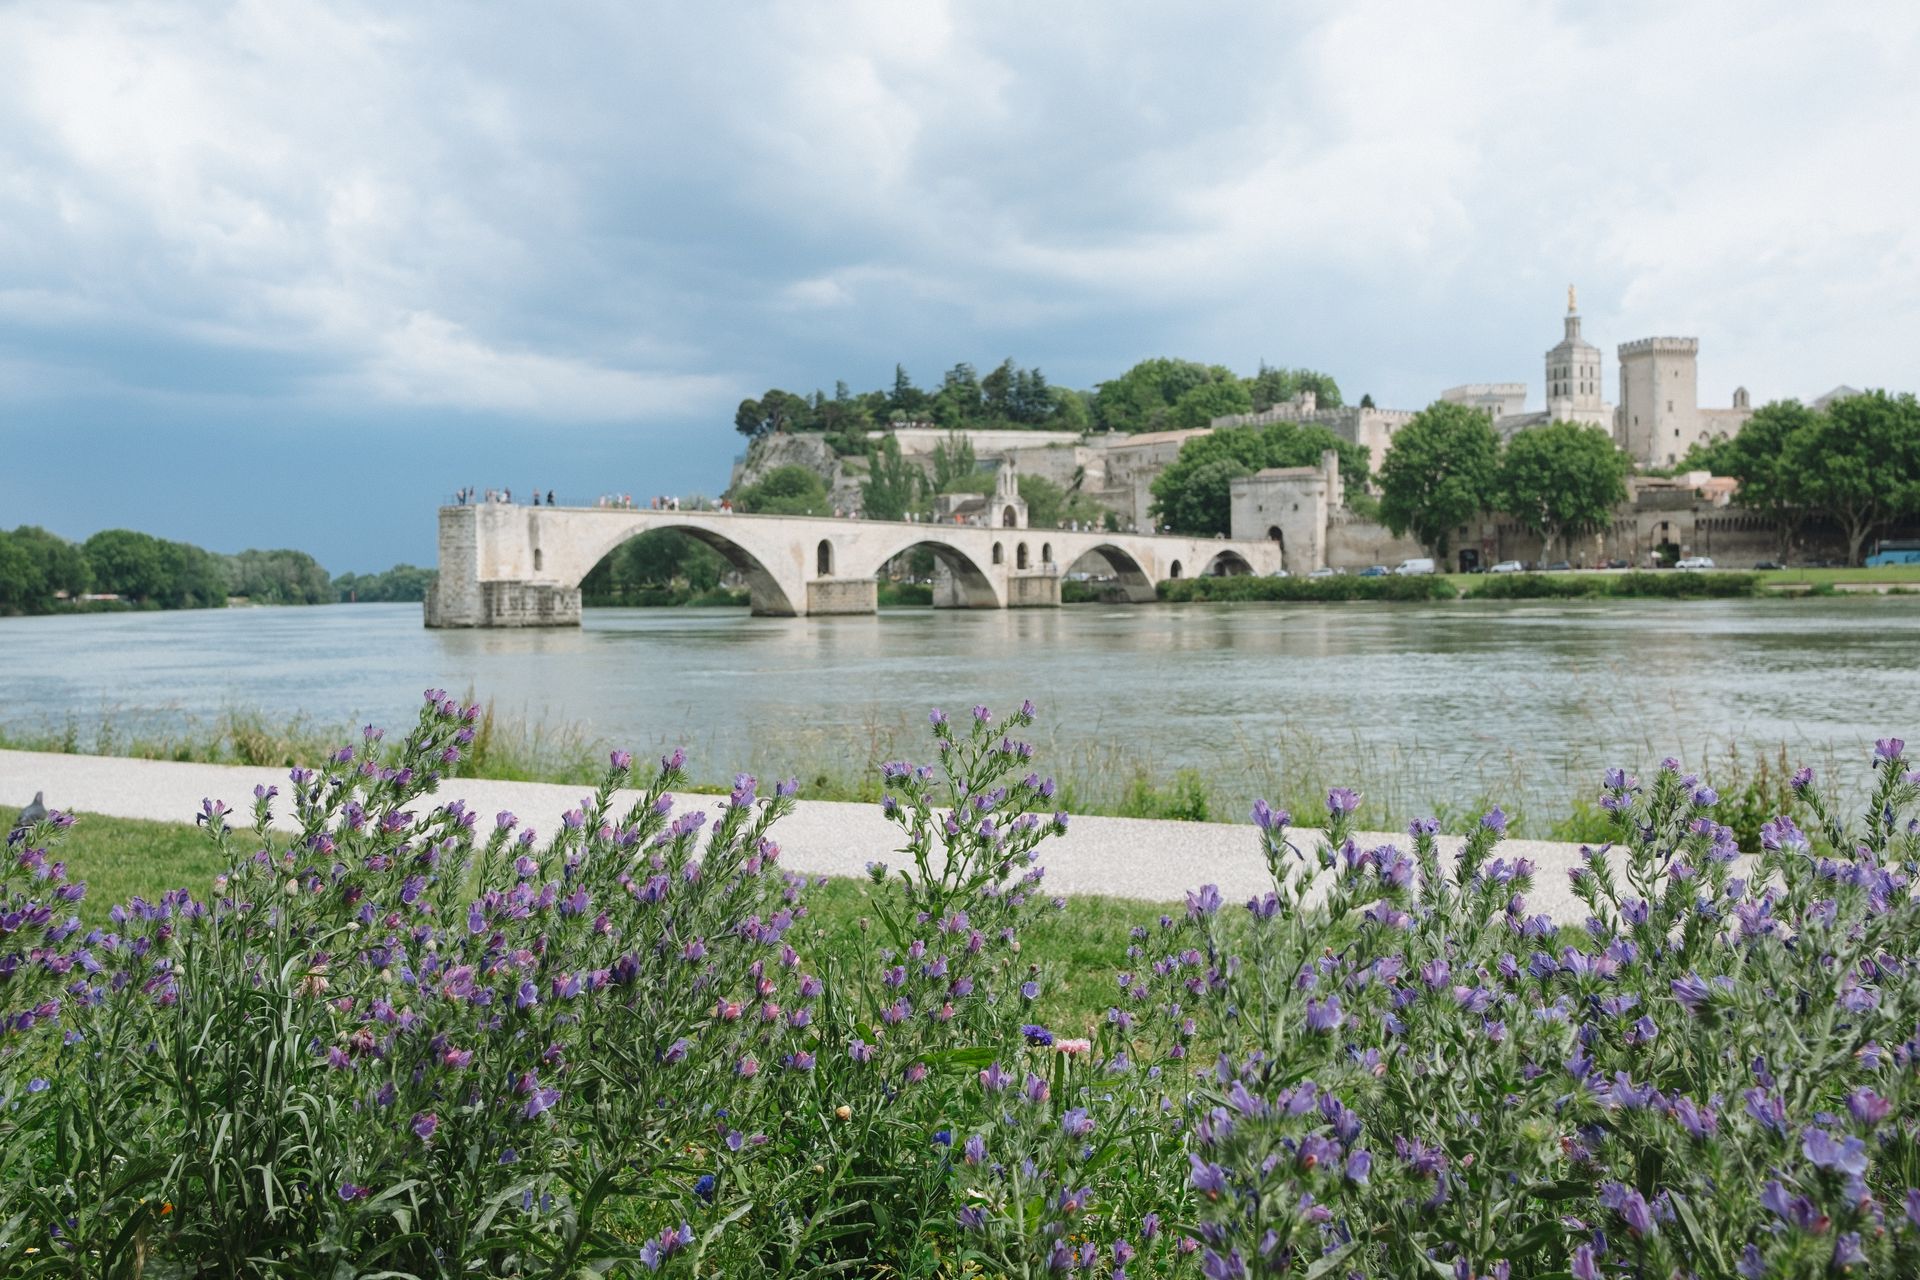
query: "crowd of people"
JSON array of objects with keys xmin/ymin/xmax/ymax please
[
  {"xmin": 448, "ymin": 488, "xmax": 1139, "ymax": 534},
  {"xmin": 452, "ymin": 487, "xmax": 559, "ymax": 506}
]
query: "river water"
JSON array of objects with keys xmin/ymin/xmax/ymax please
[{"xmin": 3, "ymin": 600, "xmax": 1916, "ymax": 822}]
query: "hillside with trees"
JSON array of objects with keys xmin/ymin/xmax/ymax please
[{"xmin": 732, "ymin": 356, "xmax": 1342, "ymax": 449}]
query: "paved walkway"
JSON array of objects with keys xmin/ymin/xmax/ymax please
[{"xmin": 0, "ymin": 749, "xmax": 1595, "ymax": 920}]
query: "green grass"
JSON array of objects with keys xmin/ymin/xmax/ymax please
[{"xmin": 40, "ymin": 811, "xmax": 1174, "ymax": 1037}]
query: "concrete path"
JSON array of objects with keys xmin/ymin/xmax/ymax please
[{"xmin": 0, "ymin": 749, "xmax": 1595, "ymax": 921}]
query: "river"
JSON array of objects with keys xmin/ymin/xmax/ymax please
[{"xmin": 4, "ymin": 599, "xmax": 1916, "ymax": 824}]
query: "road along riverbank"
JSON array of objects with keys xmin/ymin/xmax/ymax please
[{"xmin": 3, "ymin": 747, "xmax": 1611, "ymax": 921}]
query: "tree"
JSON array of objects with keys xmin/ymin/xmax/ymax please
[
  {"xmin": 5, "ymin": 526, "xmax": 90, "ymax": 608},
  {"xmin": 1785, "ymin": 390, "xmax": 1920, "ymax": 565},
  {"xmin": 1149, "ymin": 422, "xmax": 1368, "ymax": 535},
  {"xmin": 1497, "ymin": 422, "xmax": 1630, "ymax": 561},
  {"xmin": 861, "ymin": 433, "xmax": 922, "ymax": 521},
  {"xmin": 1048, "ymin": 386, "xmax": 1092, "ymax": 432},
  {"xmin": 889, "ymin": 365, "xmax": 926, "ymax": 416},
  {"xmin": 335, "ymin": 564, "xmax": 436, "ymax": 603},
  {"xmin": 1168, "ymin": 380, "xmax": 1253, "ymax": 429},
  {"xmin": 734, "ymin": 398, "xmax": 766, "ymax": 439},
  {"xmin": 1151, "ymin": 456, "xmax": 1253, "ymax": 535},
  {"xmin": 1708, "ymin": 400, "xmax": 1817, "ymax": 559},
  {"xmin": 1376, "ymin": 401, "xmax": 1502, "ymax": 561},
  {"xmin": 734, "ymin": 465, "xmax": 831, "ymax": 516},
  {"xmin": 1092, "ymin": 358, "xmax": 1222, "ymax": 433},
  {"xmin": 1359, "ymin": 393, "xmax": 1375, "ymax": 409},
  {"xmin": 83, "ymin": 529, "xmax": 169, "ymax": 601},
  {"xmin": 0, "ymin": 533, "xmax": 39, "ymax": 612},
  {"xmin": 929, "ymin": 432, "xmax": 978, "ymax": 493}
]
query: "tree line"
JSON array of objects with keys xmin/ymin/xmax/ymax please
[
  {"xmin": 1683, "ymin": 391, "xmax": 1920, "ymax": 564},
  {"xmin": 0, "ymin": 525, "xmax": 434, "ymax": 615},
  {"xmin": 734, "ymin": 356, "xmax": 1344, "ymax": 443}
]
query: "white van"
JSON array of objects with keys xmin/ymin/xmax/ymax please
[{"xmin": 1394, "ymin": 558, "xmax": 1436, "ymax": 576}]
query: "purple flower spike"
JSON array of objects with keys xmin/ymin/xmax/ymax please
[
  {"xmin": 1875, "ymin": 737, "xmax": 1905, "ymax": 762},
  {"xmin": 1326, "ymin": 787, "xmax": 1361, "ymax": 817}
]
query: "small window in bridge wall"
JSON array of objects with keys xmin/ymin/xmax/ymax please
[
  {"xmin": 1170, "ymin": 560, "xmax": 1183, "ymax": 578},
  {"xmin": 533, "ymin": 549, "xmax": 544, "ymax": 572},
  {"xmin": 1016, "ymin": 543, "xmax": 1029, "ymax": 569},
  {"xmin": 992, "ymin": 543, "xmax": 1003, "ymax": 565},
  {"xmin": 1041, "ymin": 543, "xmax": 1052, "ymax": 564},
  {"xmin": 817, "ymin": 540, "xmax": 834, "ymax": 576}
]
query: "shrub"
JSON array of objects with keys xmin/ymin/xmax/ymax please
[
  {"xmin": 1466, "ymin": 571, "xmax": 1761, "ymax": 600},
  {"xmin": 1159, "ymin": 574, "xmax": 1459, "ymax": 603},
  {"xmin": 4, "ymin": 697, "xmax": 1920, "ymax": 1276}
]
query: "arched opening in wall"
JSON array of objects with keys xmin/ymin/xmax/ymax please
[
  {"xmin": 816, "ymin": 539, "xmax": 834, "ymax": 577},
  {"xmin": 1016, "ymin": 543, "xmax": 1030, "ymax": 570},
  {"xmin": 1170, "ymin": 560, "xmax": 1183, "ymax": 579},
  {"xmin": 992, "ymin": 542, "xmax": 1004, "ymax": 565},
  {"xmin": 1204, "ymin": 550, "xmax": 1254, "ymax": 577},
  {"xmin": 1002, "ymin": 506, "xmax": 1018, "ymax": 527},
  {"xmin": 1041, "ymin": 543, "xmax": 1052, "ymax": 564},
  {"xmin": 574, "ymin": 525, "xmax": 785, "ymax": 614},
  {"xmin": 1267, "ymin": 526, "xmax": 1286, "ymax": 568},
  {"xmin": 869, "ymin": 539, "xmax": 1002, "ymax": 609},
  {"xmin": 533, "ymin": 548, "xmax": 544, "ymax": 573},
  {"xmin": 1062, "ymin": 545, "xmax": 1157, "ymax": 604}
]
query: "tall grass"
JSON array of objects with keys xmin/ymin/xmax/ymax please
[{"xmin": 0, "ymin": 700, "xmax": 1859, "ymax": 838}]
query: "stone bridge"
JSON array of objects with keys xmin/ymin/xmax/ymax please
[{"xmin": 424, "ymin": 504, "xmax": 1280, "ymax": 626}]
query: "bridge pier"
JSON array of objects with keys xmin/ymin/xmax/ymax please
[
  {"xmin": 805, "ymin": 578, "xmax": 878, "ymax": 615},
  {"xmin": 1007, "ymin": 570, "xmax": 1061, "ymax": 608}
]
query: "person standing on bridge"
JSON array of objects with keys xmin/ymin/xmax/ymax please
[{"xmin": 547, "ymin": 489, "xmax": 555, "ymax": 506}]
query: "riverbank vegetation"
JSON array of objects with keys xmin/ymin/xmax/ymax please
[
  {"xmin": 0, "ymin": 697, "xmax": 1845, "ymax": 850},
  {"xmin": 4, "ymin": 692, "xmax": 1917, "ymax": 1276},
  {"xmin": 0, "ymin": 523, "xmax": 432, "ymax": 615}
]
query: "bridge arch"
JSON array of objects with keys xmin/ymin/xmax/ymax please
[
  {"xmin": 1062, "ymin": 543, "xmax": 1158, "ymax": 603},
  {"xmin": 1204, "ymin": 549, "xmax": 1254, "ymax": 577},
  {"xmin": 851, "ymin": 535, "xmax": 1003, "ymax": 609},
  {"xmin": 565, "ymin": 519, "xmax": 802, "ymax": 616}
]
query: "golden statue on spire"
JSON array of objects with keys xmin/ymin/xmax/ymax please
[{"xmin": 1568, "ymin": 283, "xmax": 1577, "ymax": 313}]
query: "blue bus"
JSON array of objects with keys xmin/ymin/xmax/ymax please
[{"xmin": 1865, "ymin": 539, "xmax": 1920, "ymax": 566}]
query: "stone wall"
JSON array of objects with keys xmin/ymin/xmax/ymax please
[
  {"xmin": 805, "ymin": 577, "xmax": 879, "ymax": 614},
  {"xmin": 1006, "ymin": 571, "xmax": 1062, "ymax": 608}
]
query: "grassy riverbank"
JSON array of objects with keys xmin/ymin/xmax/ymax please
[{"xmin": 0, "ymin": 698, "xmax": 1837, "ymax": 848}]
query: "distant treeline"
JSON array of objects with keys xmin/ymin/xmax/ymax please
[
  {"xmin": 0, "ymin": 525, "xmax": 433, "ymax": 615},
  {"xmin": 736, "ymin": 357, "xmax": 1346, "ymax": 445}
]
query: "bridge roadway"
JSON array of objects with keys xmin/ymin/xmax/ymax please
[{"xmin": 425, "ymin": 503, "xmax": 1281, "ymax": 626}]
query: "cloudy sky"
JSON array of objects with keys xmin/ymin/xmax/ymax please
[{"xmin": 3, "ymin": 0, "xmax": 1916, "ymax": 571}]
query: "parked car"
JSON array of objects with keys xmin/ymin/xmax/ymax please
[
  {"xmin": 1676, "ymin": 556, "xmax": 1717, "ymax": 570},
  {"xmin": 1357, "ymin": 565, "xmax": 1389, "ymax": 578},
  {"xmin": 1602, "ymin": 558, "xmax": 1629, "ymax": 570},
  {"xmin": 1489, "ymin": 560, "xmax": 1526, "ymax": 574},
  {"xmin": 1308, "ymin": 566, "xmax": 1341, "ymax": 579},
  {"xmin": 1543, "ymin": 560, "xmax": 1572, "ymax": 572},
  {"xmin": 1267, "ymin": 568, "xmax": 1291, "ymax": 578},
  {"xmin": 1393, "ymin": 557, "xmax": 1436, "ymax": 576},
  {"xmin": 1753, "ymin": 560, "xmax": 1784, "ymax": 571}
]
